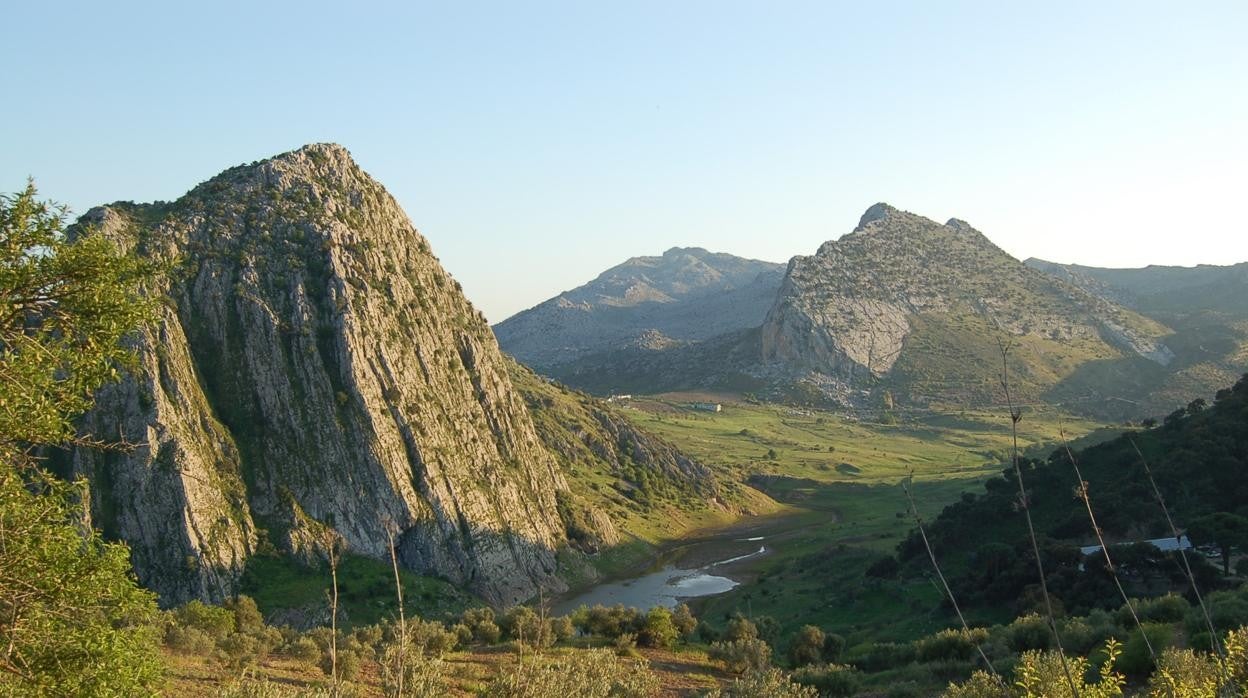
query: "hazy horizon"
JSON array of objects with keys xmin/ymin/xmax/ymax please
[{"xmin": 4, "ymin": 1, "xmax": 1245, "ymax": 321}]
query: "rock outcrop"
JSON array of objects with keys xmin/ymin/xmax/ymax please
[
  {"xmin": 68, "ymin": 145, "xmax": 571, "ymax": 607},
  {"xmin": 759, "ymin": 204, "xmax": 1174, "ymax": 406}
]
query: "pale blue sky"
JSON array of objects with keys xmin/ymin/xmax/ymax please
[{"xmin": 4, "ymin": 1, "xmax": 1246, "ymax": 321}]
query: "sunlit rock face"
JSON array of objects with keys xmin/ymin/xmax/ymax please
[{"xmin": 70, "ymin": 144, "xmax": 570, "ymax": 607}]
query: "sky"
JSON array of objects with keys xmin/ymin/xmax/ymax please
[{"xmin": 3, "ymin": 1, "xmax": 1246, "ymax": 322}]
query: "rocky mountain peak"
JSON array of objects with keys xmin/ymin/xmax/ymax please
[
  {"xmin": 855, "ymin": 202, "xmax": 899, "ymax": 230},
  {"xmin": 762, "ymin": 203, "xmax": 1173, "ymax": 406},
  {"xmin": 66, "ymin": 144, "xmax": 573, "ymax": 607}
]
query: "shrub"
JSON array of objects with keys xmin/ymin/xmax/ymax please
[
  {"xmin": 942, "ymin": 671, "xmax": 1011, "ymax": 698},
  {"xmin": 723, "ymin": 616, "xmax": 759, "ymax": 643},
  {"xmin": 947, "ymin": 640, "xmax": 1126, "ymax": 698},
  {"xmin": 614, "ymin": 632, "xmax": 638, "ymax": 657},
  {"xmin": 462, "ymin": 607, "xmax": 502, "ymax": 644},
  {"xmin": 284, "ymin": 636, "xmax": 321, "ymax": 663},
  {"xmin": 380, "ymin": 644, "xmax": 447, "ymax": 698},
  {"xmin": 1120, "ymin": 594, "xmax": 1188, "ymax": 625},
  {"xmin": 710, "ymin": 637, "xmax": 772, "ymax": 674},
  {"xmin": 500, "ymin": 606, "xmax": 552, "ymax": 648},
  {"xmin": 712, "ymin": 667, "xmax": 818, "ymax": 697},
  {"xmin": 847, "ymin": 642, "xmax": 916, "ymax": 672},
  {"xmin": 551, "ymin": 615, "xmax": 576, "ymax": 642},
  {"xmin": 217, "ymin": 678, "xmax": 335, "ymax": 697},
  {"xmin": 822, "ymin": 633, "xmax": 846, "ymax": 662},
  {"xmin": 216, "ymin": 633, "xmax": 265, "ymax": 671},
  {"xmin": 452, "ymin": 623, "xmax": 474, "ymax": 647},
  {"xmin": 696, "ymin": 621, "xmax": 720, "ymax": 643},
  {"xmin": 225, "ymin": 595, "xmax": 265, "ymax": 634},
  {"xmin": 1114, "ymin": 623, "xmax": 1173, "ymax": 678},
  {"xmin": 916, "ymin": 628, "xmax": 990, "ymax": 663},
  {"xmin": 672, "ymin": 603, "xmax": 698, "ymax": 638},
  {"xmin": 579, "ymin": 604, "xmax": 643, "ymax": 639},
  {"xmin": 1197, "ymin": 591, "xmax": 1248, "ymax": 637},
  {"xmin": 790, "ymin": 663, "xmax": 861, "ymax": 696},
  {"xmin": 408, "ymin": 619, "xmax": 458, "ymax": 656},
  {"xmin": 788, "ymin": 625, "xmax": 826, "ymax": 667},
  {"xmin": 1147, "ymin": 647, "xmax": 1223, "ymax": 696},
  {"xmin": 480, "ymin": 648, "xmax": 659, "ymax": 697},
  {"xmin": 164, "ymin": 625, "xmax": 215, "ymax": 655},
  {"xmin": 1008, "ymin": 614, "xmax": 1052, "ymax": 652},
  {"xmin": 175, "ymin": 599, "xmax": 236, "ymax": 639},
  {"xmin": 639, "ymin": 607, "xmax": 679, "ymax": 649},
  {"xmin": 319, "ymin": 647, "xmax": 362, "ymax": 681}
]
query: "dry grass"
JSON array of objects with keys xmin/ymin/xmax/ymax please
[{"xmin": 162, "ymin": 644, "xmax": 732, "ymax": 697}]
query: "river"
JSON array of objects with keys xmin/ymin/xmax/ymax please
[{"xmin": 553, "ymin": 536, "xmax": 770, "ymax": 615}]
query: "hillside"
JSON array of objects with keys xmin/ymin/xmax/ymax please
[
  {"xmin": 52, "ymin": 145, "xmax": 724, "ymax": 611},
  {"xmin": 894, "ymin": 372, "xmax": 1248, "ymax": 616},
  {"xmin": 759, "ymin": 204, "xmax": 1174, "ymax": 410},
  {"xmin": 494, "ymin": 247, "xmax": 783, "ymax": 373},
  {"xmin": 1028, "ymin": 258, "xmax": 1248, "ymax": 416}
]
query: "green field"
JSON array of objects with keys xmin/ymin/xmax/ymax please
[{"xmin": 615, "ymin": 395, "xmax": 1119, "ymax": 646}]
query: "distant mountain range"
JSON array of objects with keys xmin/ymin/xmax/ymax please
[
  {"xmin": 494, "ymin": 247, "xmax": 784, "ymax": 371},
  {"xmin": 496, "ymin": 205, "xmax": 1246, "ymax": 420}
]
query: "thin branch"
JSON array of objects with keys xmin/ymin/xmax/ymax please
[
  {"xmin": 999, "ymin": 339, "xmax": 1079, "ymax": 698},
  {"xmin": 1129, "ymin": 436, "xmax": 1235, "ymax": 695},
  {"xmin": 903, "ymin": 473, "xmax": 1001, "ymax": 680},
  {"xmin": 1060, "ymin": 428, "xmax": 1167, "ymax": 696}
]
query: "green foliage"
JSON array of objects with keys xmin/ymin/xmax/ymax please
[
  {"xmin": 822, "ymin": 632, "xmax": 847, "ymax": 662},
  {"xmin": 460, "ymin": 607, "xmax": 502, "ymax": 644},
  {"xmin": 283, "ymin": 636, "xmax": 321, "ymax": 663},
  {"xmin": 944, "ymin": 639, "xmax": 1126, "ymax": 697},
  {"xmin": 1114, "ymin": 623, "xmax": 1173, "ymax": 678},
  {"xmin": 788, "ymin": 625, "xmax": 826, "ymax": 667},
  {"xmin": 638, "ymin": 607, "xmax": 678, "ymax": 649},
  {"xmin": 723, "ymin": 615, "xmax": 759, "ymax": 642},
  {"xmin": 0, "ymin": 456, "xmax": 164, "ymax": 695},
  {"xmin": 1007, "ymin": 614, "xmax": 1053, "ymax": 652},
  {"xmin": 712, "ymin": 667, "xmax": 820, "ymax": 697},
  {"xmin": 226, "ymin": 595, "xmax": 266, "ymax": 634},
  {"xmin": 165, "ymin": 624, "xmax": 216, "ymax": 655},
  {"xmin": 238, "ymin": 552, "xmax": 472, "ymax": 629},
  {"xmin": 1122, "ymin": 594, "xmax": 1189, "ymax": 625},
  {"xmin": 1188, "ymin": 512, "xmax": 1248, "ymax": 575},
  {"xmin": 916, "ymin": 628, "xmax": 990, "ymax": 663},
  {"xmin": 789, "ymin": 663, "xmax": 862, "ymax": 696},
  {"xmin": 902, "ymin": 374, "xmax": 1248, "ymax": 616},
  {"xmin": 480, "ymin": 648, "xmax": 659, "ymax": 697},
  {"xmin": 0, "ymin": 184, "xmax": 164, "ymax": 695},
  {"xmin": 500, "ymin": 606, "xmax": 553, "ymax": 648},
  {"xmin": 672, "ymin": 603, "xmax": 698, "ymax": 638},
  {"xmin": 0, "ymin": 183, "xmax": 158, "ymax": 453},
  {"xmin": 380, "ymin": 644, "xmax": 447, "ymax": 698},
  {"xmin": 217, "ymin": 678, "xmax": 335, "ymax": 697},
  {"xmin": 710, "ymin": 637, "xmax": 773, "ymax": 674},
  {"xmin": 176, "ymin": 599, "xmax": 237, "ymax": 639}
]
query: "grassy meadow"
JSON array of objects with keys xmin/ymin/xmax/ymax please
[{"xmin": 616, "ymin": 394, "xmax": 1119, "ymax": 648}]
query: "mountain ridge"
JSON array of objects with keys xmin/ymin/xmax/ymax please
[{"xmin": 495, "ymin": 246, "xmax": 783, "ymax": 372}]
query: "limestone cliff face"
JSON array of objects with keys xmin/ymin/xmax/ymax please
[
  {"xmin": 70, "ymin": 145, "xmax": 569, "ymax": 606},
  {"xmin": 760, "ymin": 204, "xmax": 1173, "ymax": 405}
]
